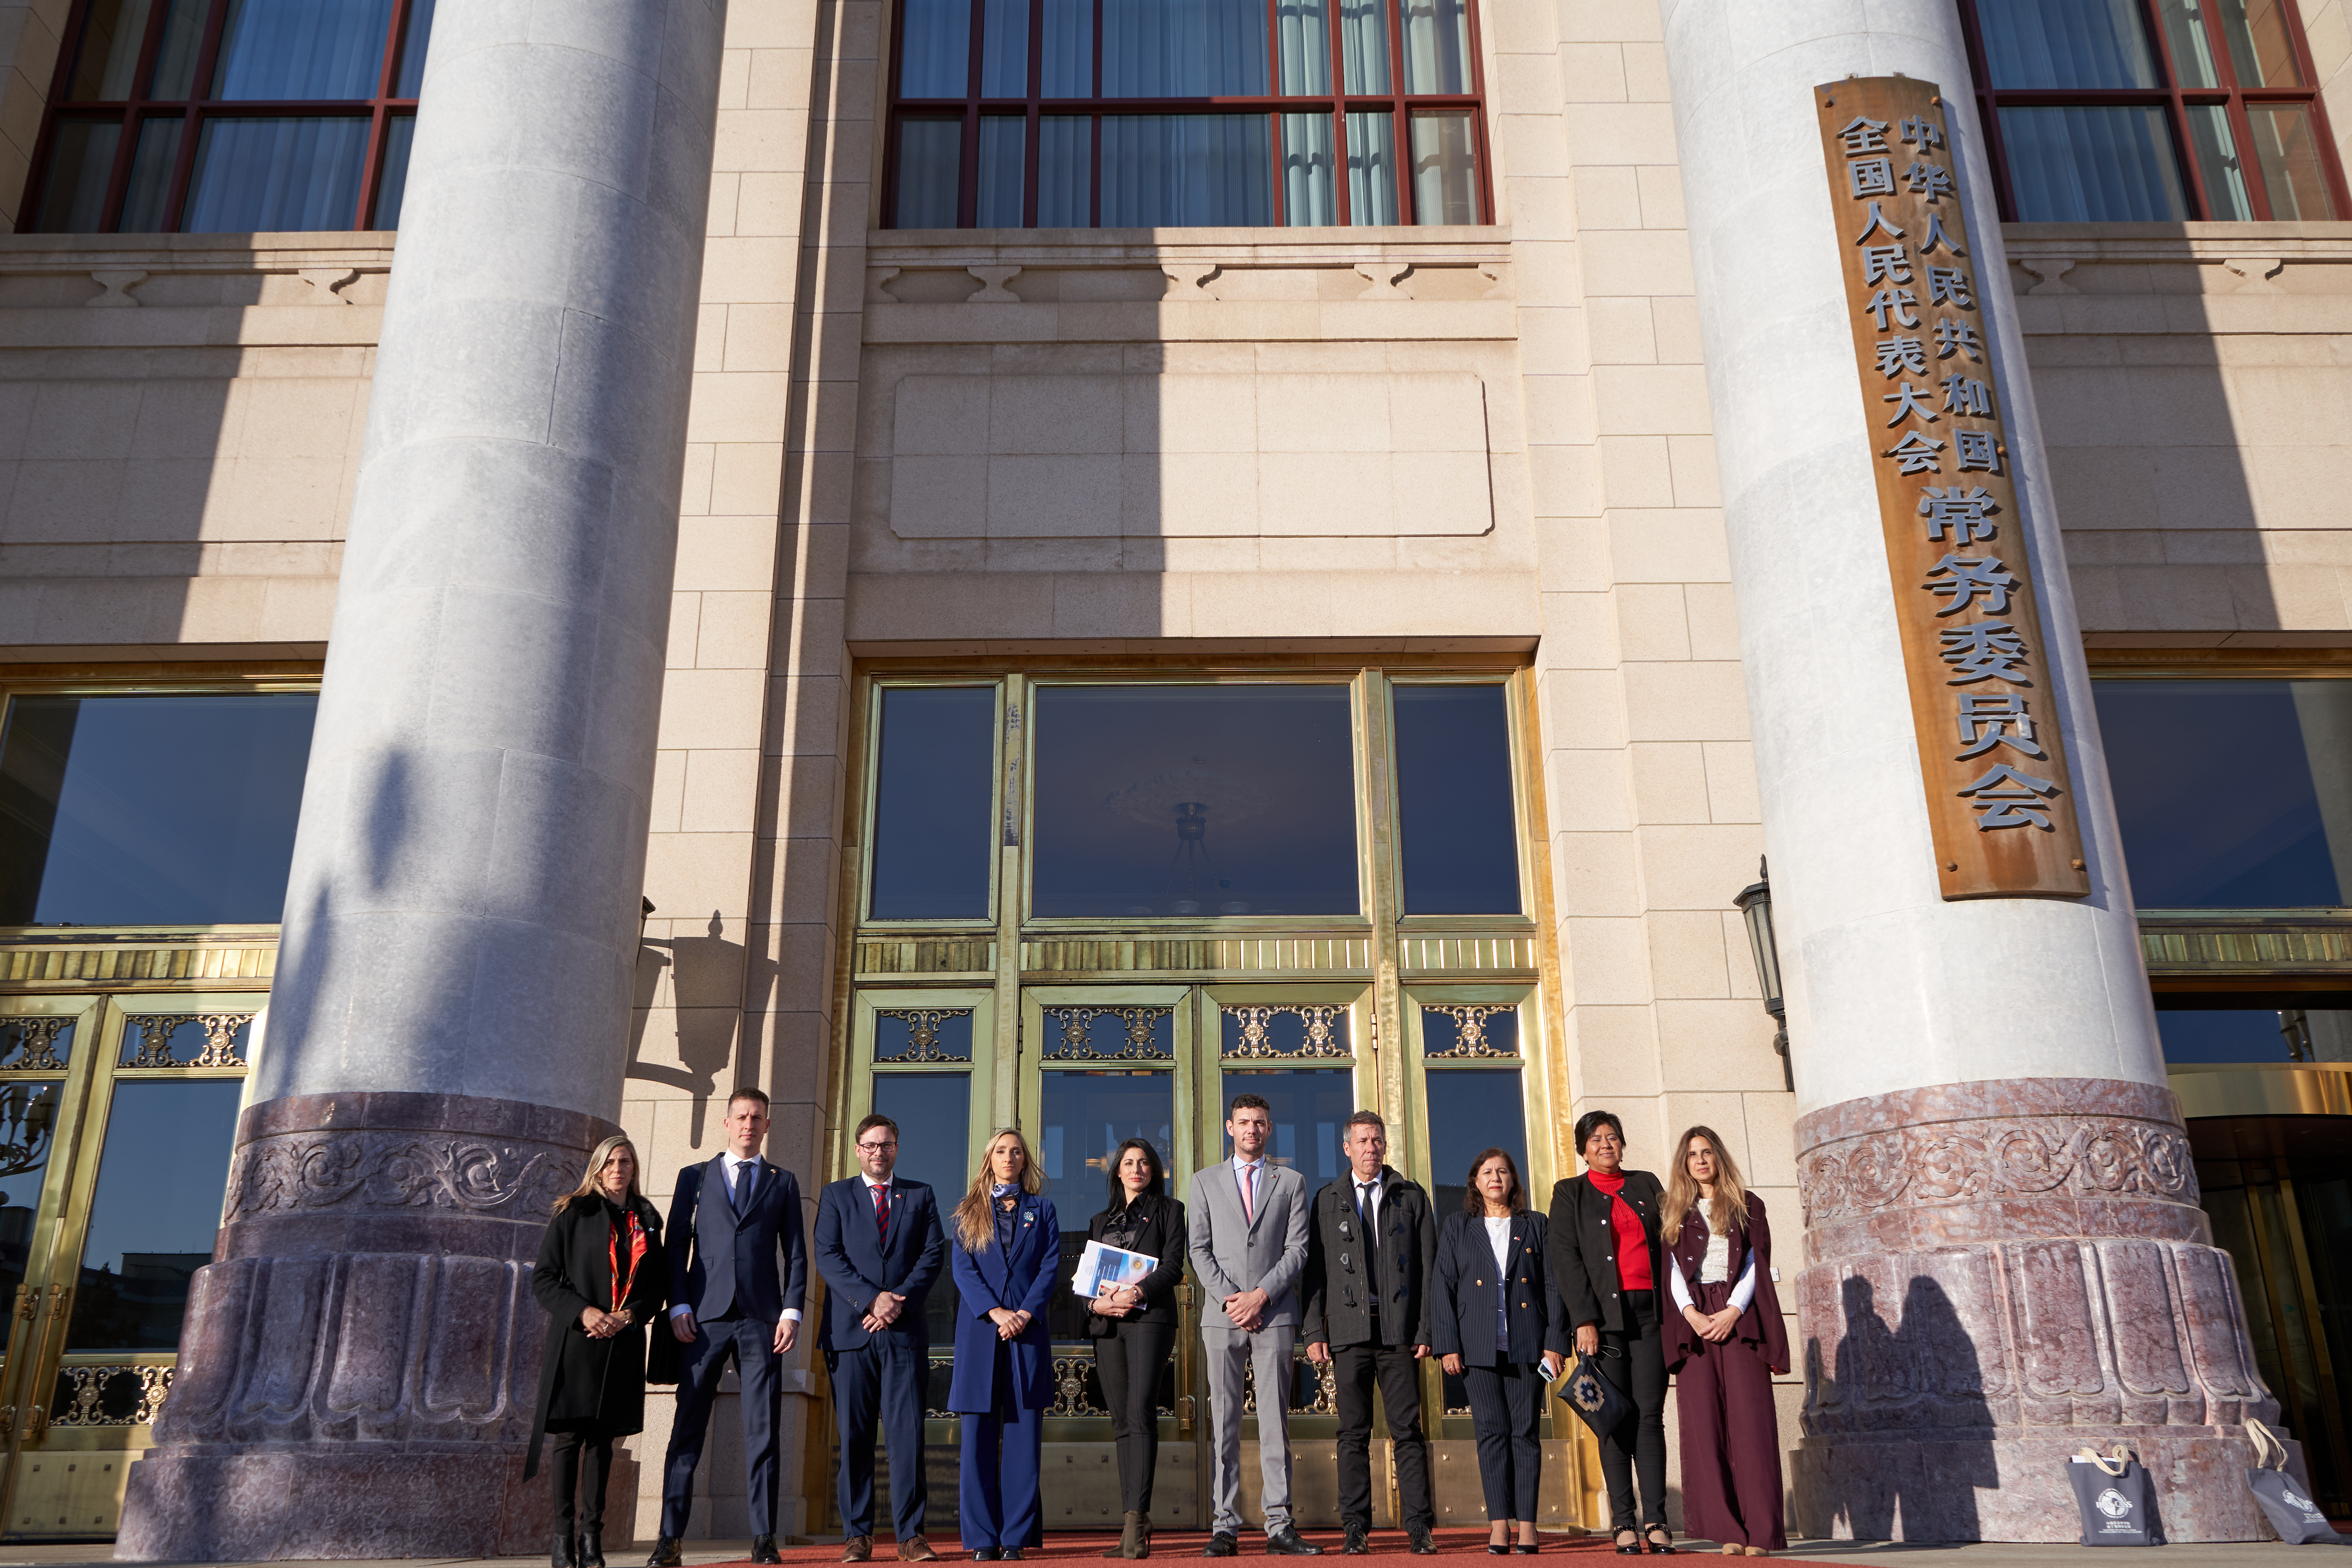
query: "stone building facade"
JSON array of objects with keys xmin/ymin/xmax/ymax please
[{"xmin": 0, "ymin": 0, "xmax": 2345, "ymax": 1555}]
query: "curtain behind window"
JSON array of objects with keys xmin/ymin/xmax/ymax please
[
  {"xmin": 1998, "ymin": 104, "xmax": 2187, "ymax": 220},
  {"xmin": 1101, "ymin": 114, "xmax": 1270, "ymax": 225},
  {"xmin": 1975, "ymin": 0, "xmax": 2159, "ymax": 87},
  {"xmin": 211, "ymin": 0, "xmax": 395, "ymax": 98},
  {"xmin": 1102, "ymin": 0, "xmax": 1267, "ymax": 96},
  {"xmin": 183, "ymin": 116, "xmax": 370, "ymax": 230}
]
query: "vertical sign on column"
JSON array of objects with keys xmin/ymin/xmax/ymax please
[{"xmin": 1815, "ymin": 77, "xmax": 2090, "ymax": 900}]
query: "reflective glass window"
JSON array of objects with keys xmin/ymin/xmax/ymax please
[
  {"xmin": 1423, "ymin": 1065, "xmax": 1524, "ymax": 1220},
  {"xmin": 2091, "ymin": 679, "xmax": 2350, "ymax": 908},
  {"xmin": 0, "ymin": 691, "xmax": 317, "ymax": 927},
  {"xmin": 0, "ymin": 1082, "xmax": 65, "ymax": 1356},
  {"xmin": 1964, "ymin": 0, "xmax": 2345, "ymax": 220},
  {"xmin": 30, "ymin": 0, "xmax": 432, "ymax": 232},
  {"xmin": 871, "ymin": 1070, "xmax": 971, "ymax": 1346},
  {"xmin": 1393, "ymin": 684, "xmax": 1519, "ymax": 915},
  {"xmin": 1030, "ymin": 685, "xmax": 1358, "ymax": 918},
  {"xmin": 1221, "ymin": 1067, "xmax": 1352, "ymax": 1188},
  {"xmin": 1039, "ymin": 1067, "xmax": 1173, "ymax": 1339},
  {"xmin": 869, "ymin": 686, "xmax": 996, "ymax": 921},
  {"xmin": 2156, "ymin": 1005, "xmax": 2352, "ymax": 1063},
  {"xmin": 66, "ymin": 1077, "xmax": 245, "ymax": 1352}
]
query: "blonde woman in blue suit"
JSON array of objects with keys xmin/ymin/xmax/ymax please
[{"xmin": 947, "ymin": 1129, "xmax": 1059, "ymax": 1561}]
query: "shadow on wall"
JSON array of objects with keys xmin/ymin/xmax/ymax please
[
  {"xmin": 1799, "ymin": 1274, "xmax": 1995, "ymax": 1541},
  {"xmin": 628, "ymin": 909, "xmax": 744, "ymax": 1149}
]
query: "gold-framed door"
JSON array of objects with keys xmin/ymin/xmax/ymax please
[{"xmin": 0, "ymin": 993, "xmax": 253, "ymax": 1540}]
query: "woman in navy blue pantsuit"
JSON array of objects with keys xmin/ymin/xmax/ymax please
[{"xmin": 947, "ymin": 1128, "xmax": 1059, "ymax": 1561}]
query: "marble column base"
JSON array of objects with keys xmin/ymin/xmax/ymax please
[
  {"xmin": 117, "ymin": 1092, "xmax": 619, "ymax": 1562},
  {"xmin": 1790, "ymin": 1078, "xmax": 2299, "ymax": 1543}
]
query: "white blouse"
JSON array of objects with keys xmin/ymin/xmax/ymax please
[{"xmin": 1669, "ymin": 1225, "xmax": 1758, "ymax": 1314}]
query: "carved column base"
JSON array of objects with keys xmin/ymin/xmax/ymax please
[
  {"xmin": 117, "ymin": 1092, "xmax": 619, "ymax": 1562},
  {"xmin": 1791, "ymin": 1078, "xmax": 2297, "ymax": 1543}
]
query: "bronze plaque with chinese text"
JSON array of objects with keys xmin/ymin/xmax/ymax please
[{"xmin": 1815, "ymin": 76, "xmax": 2089, "ymax": 900}]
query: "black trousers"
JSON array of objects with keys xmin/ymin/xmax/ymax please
[
  {"xmin": 1093, "ymin": 1318, "xmax": 1177, "ymax": 1514},
  {"xmin": 1332, "ymin": 1340, "xmax": 1432, "ymax": 1533},
  {"xmin": 1595, "ymin": 1290, "xmax": 1668, "ymax": 1532},
  {"xmin": 1462, "ymin": 1363, "xmax": 1542, "ymax": 1521},
  {"xmin": 550, "ymin": 1422, "xmax": 617, "ymax": 1532}
]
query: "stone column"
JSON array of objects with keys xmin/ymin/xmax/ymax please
[
  {"xmin": 116, "ymin": 0, "xmax": 725, "ymax": 1559},
  {"xmin": 1657, "ymin": 3, "xmax": 2285, "ymax": 1543}
]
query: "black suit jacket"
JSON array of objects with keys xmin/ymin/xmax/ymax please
[
  {"xmin": 1546, "ymin": 1170, "xmax": 1666, "ymax": 1334},
  {"xmin": 1301, "ymin": 1165, "xmax": 1436, "ymax": 1350},
  {"xmin": 1430, "ymin": 1208, "xmax": 1567, "ymax": 1367},
  {"xmin": 666, "ymin": 1154, "xmax": 808, "ymax": 1323},
  {"xmin": 1082, "ymin": 1194, "xmax": 1188, "ymax": 1334},
  {"xmin": 813, "ymin": 1174, "xmax": 946, "ymax": 1352}
]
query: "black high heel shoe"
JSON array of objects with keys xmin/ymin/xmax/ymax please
[
  {"xmin": 1644, "ymin": 1528, "xmax": 1678, "ymax": 1555},
  {"xmin": 1514, "ymin": 1544, "xmax": 1541, "ymax": 1555},
  {"xmin": 1615, "ymin": 1532, "xmax": 1642, "ymax": 1557}
]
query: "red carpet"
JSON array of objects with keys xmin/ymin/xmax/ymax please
[{"xmin": 700, "ymin": 1534, "xmax": 1842, "ymax": 1566}]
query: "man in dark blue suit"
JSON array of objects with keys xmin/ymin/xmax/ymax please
[
  {"xmin": 648, "ymin": 1088, "xmax": 808, "ymax": 1568},
  {"xmin": 815, "ymin": 1112, "xmax": 946, "ymax": 1564}
]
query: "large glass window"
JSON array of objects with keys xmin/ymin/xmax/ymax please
[
  {"xmin": 869, "ymin": 686, "xmax": 998, "ymax": 922},
  {"xmin": 65, "ymin": 1076, "xmax": 244, "ymax": 1351},
  {"xmin": 871, "ymin": 1068, "xmax": 972, "ymax": 1347},
  {"xmin": 1392, "ymin": 683, "xmax": 1519, "ymax": 916},
  {"xmin": 885, "ymin": 0, "xmax": 1488, "ymax": 227},
  {"xmin": 1029, "ymin": 684, "xmax": 1359, "ymax": 919},
  {"xmin": 1038, "ymin": 1065, "xmax": 1173, "ymax": 1339},
  {"xmin": 2091, "ymin": 679, "xmax": 2350, "ymax": 908},
  {"xmin": 0, "ymin": 691, "xmax": 318, "ymax": 927},
  {"xmin": 1961, "ymin": 0, "xmax": 2347, "ymax": 220},
  {"xmin": 27, "ymin": 0, "xmax": 434, "ymax": 232}
]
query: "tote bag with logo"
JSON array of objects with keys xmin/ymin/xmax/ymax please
[
  {"xmin": 2245, "ymin": 1417, "xmax": 2344, "ymax": 1544},
  {"xmin": 2069, "ymin": 1445, "xmax": 2163, "ymax": 1546}
]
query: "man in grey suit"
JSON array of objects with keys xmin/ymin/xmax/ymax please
[{"xmin": 1187, "ymin": 1092, "xmax": 1323, "ymax": 1558}]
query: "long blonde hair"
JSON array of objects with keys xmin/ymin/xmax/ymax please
[
  {"xmin": 954, "ymin": 1128, "xmax": 1043, "ymax": 1251},
  {"xmin": 555, "ymin": 1134, "xmax": 642, "ymax": 1214},
  {"xmin": 1659, "ymin": 1125, "xmax": 1749, "ymax": 1245}
]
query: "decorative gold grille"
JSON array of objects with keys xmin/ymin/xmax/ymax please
[
  {"xmin": 1421, "ymin": 1004, "xmax": 1518, "ymax": 1059},
  {"xmin": 873, "ymin": 1007, "xmax": 973, "ymax": 1063},
  {"xmin": 1240, "ymin": 1352, "xmax": 1338, "ymax": 1417},
  {"xmin": 1220, "ymin": 1004, "xmax": 1350, "ymax": 1060},
  {"xmin": 51, "ymin": 1364, "xmax": 172, "ymax": 1427},
  {"xmin": 1040, "ymin": 1006, "xmax": 1174, "ymax": 1061},
  {"xmin": 0, "ymin": 1019, "xmax": 69, "ymax": 1072},
  {"xmin": 121, "ymin": 1013, "xmax": 252, "ymax": 1069}
]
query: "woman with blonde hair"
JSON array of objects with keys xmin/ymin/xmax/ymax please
[
  {"xmin": 1659, "ymin": 1128, "xmax": 1787, "ymax": 1557},
  {"xmin": 526, "ymin": 1134, "xmax": 668, "ymax": 1568},
  {"xmin": 946, "ymin": 1129, "xmax": 1060, "ymax": 1561}
]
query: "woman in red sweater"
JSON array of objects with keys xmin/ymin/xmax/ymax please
[{"xmin": 1546, "ymin": 1111, "xmax": 1673, "ymax": 1555}]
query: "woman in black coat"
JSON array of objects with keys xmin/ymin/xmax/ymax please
[
  {"xmin": 1546, "ymin": 1110, "xmax": 1672, "ymax": 1555},
  {"xmin": 528, "ymin": 1133, "xmax": 667, "ymax": 1568},
  {"xmin": 1081, "ymin": 1138, "xmax": 1187, "ymax": 1559},
  {"xmin": 1433, "ymin": 1149, "xmax": 1566, "ymax": 1554}
]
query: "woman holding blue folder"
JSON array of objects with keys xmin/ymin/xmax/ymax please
[{"xmin": 1083, "ymin": 1139, "xmax": 1188, "ymax": 1559}]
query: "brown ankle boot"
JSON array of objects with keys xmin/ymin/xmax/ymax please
[{"xmin": 1114, "ymin": 1513, "xmax": 1147, "ymax": 1559}]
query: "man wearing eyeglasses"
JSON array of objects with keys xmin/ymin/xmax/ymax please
[
  {"xmin": 815, "ymin": 1112, "xmax": 948, "ymax": 1564},
  {"xmin": 649, "ymin": 1088, "xmax": 808, "ymax": 1568}
]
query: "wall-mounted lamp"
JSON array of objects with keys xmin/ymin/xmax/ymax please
[
  {"xmin": 1733, "ymin": 857, "xmax": 1792, "ymax": 1092},
  {"xmin": 639, "ymin": 895, "xmax": 656, "ymax": 944}
]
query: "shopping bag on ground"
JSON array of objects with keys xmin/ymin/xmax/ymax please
[
  {"xmin": 2069, "ymin": 1445, "xmax": 2163, "ymax": 1546},
  {"xmin": 2245, "ymin": 1417, "xmax": 2344, "ymax": 1544},
  {"xmin": 1556, "ymin": 1346, "xmax": 1633, "ymax": 1440}
]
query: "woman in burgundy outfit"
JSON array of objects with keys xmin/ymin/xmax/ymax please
[
  {"xmin": 1546, "ymin": 1110, "xmax": 1673, "ymax": 1555},
  {"xmin": 1659, "ymin": 1128, "xmax": 1789, "ymax": 1557}
]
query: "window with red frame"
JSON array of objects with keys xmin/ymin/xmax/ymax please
[
  {"xmin": 26, "ymin": 0, "xmax": 435, "ymax": 233},
  {"xmin": 1959, "ymin": 0, "xmax": 2348, "ymax": 221},
  {"xmin": 884, "ymin": 0, "xmax": 1490, "ymax": 229}
]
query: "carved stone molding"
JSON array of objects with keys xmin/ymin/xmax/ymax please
[
  {"xmin": 1799, "ymin": 1116, "xmax": 2195, "ymax": 1224},
  {"xmin": 228, "ymin": 1134, "xmax": 576, "ymax": 1221}
]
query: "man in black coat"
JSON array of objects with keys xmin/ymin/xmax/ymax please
[
  {"xmin": 648, "ymin": 1088, "xmax": 808, "ymax": 1568},
  {"xmin": 1302, "ymin": 1110, "xmax": 1437, "ymax": 1556}
]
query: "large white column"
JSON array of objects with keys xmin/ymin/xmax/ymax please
[
  {"xmin": 1659, "ymin": 2, "xmax": 2283, "ymax": 1543},
  {"xmin": 118, "ymin": 0, "xmax": 724, "ymax": 1558}
]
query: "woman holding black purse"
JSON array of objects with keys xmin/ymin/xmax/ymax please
[
  {"xmin": 1547, "ymin": 1111, "xmax": 1673, "ymax": 1556},
  {"xmin": 1083, "ymin": 1138, "xmax": 1187, "ymax": 1560},
  {"xmin": 527, "ymin": 1134, "xmax": 668, "ymax": 1568}
]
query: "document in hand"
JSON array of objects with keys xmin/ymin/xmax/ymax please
[{"xmin": 1073, "ymin": 1238, "xmax": 1157, "ymax": 1298}]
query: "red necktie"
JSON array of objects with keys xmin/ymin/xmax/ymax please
[{"xmin": 873, "ymin": 1182, "xmax": 890, "ymax": 1244}]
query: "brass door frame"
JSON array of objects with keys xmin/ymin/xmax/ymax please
[{"xmin": 0, "ymin": 990, "xmax": 256, "ymax": 1540}]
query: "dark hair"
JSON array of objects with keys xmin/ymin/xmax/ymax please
[
  {"xmin": 1461, "ymin": 1147, "xmax": 1526, "ymax": 1215},
  {"xmin": 1573, "ymin": 1110, "xmax": 1624, "ymax": 1156},
  {"xmin": 730, "ymin": 1086, "xmax": 771, "ymax": 1111},
  {"xmin": 1343, "ymin": 1109, "xmax": 1386, "ymax": 1138},
  {"xmin": 1104, "ymin": 1138, "xmax": 1167, "ymax": 1215},
  {"xmin": 1229, "ymin": 1093, "xmax": 1271, "ymax": 1116},
  {"xmin": 853, "ymin": 1112, "xmax": 898, "ymax": 1142}
]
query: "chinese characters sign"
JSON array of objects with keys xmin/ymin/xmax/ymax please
[{"xmin": 1815, "ymin": 78, "xmax": 2089, "ymax": 900}]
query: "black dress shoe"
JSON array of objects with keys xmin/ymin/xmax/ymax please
[
  {"xmin": 971, "ymin": 1552, "xmax": 997, "ymax": 1562},
  {"xmin": 1001, "ymin": 1552, "xmax": 1025, "ymax": 1561},
  {"xmin": 1408, "ymin": 1529, "xmax": 1437, "ymax": 1556},
  {"xmin": 1488, "ymin": 1547, "xmax": 1510, "ymax": 1557},
  {"xmin": 1643, "ymin": 1529, "xmax": 1677, "ymax": 1555},
  {"xmin": 1202, "ymin": 1534, "xmax": 1238, "ymax": 1558},
  {"xmin": 1614, "ymin": 1532, "xmax": 1642, "ymax": 1557},
  {"xmin": 1341, "ymin": 1528, "xmax": 1368, "ymax": 1556},
  {"xmin": 646, "ymin": 1539, "xmax": 684, "ymax": 1568},
  {"xmin": 1266, "ymin": 1530, "xmax": 1323, "ymax": 1557},
  {"xmin": 753, "ymin": 1536, "xmax": 784, "ymax": 1565},
  {"xmin": 580, "ymin": 1527, "xmax": 606, "ymax": 1568},
  {"xmin": 555, "ymin": 1533, "xmax": 578, "ymax": 1568},
  {"xmin": 1514, "ymin": 1545, "xmax": 1542, "ymax": 1555}
]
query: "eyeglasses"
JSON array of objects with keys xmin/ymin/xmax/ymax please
[{"xmin": 857, "ymin": 1140, "xmax": 898, "ymax": 1153}]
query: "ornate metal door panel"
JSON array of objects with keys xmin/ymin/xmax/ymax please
[{"xmin": 0, "ymin": 994, "xmax": 253, "ymax": 1539}]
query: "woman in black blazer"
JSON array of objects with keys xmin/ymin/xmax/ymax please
[
  {"xmin": 526, "ymin": 1134, "xmax": 668, "ymax": 1568},
  {"xmin": 1082, "ymin": 1138, "xmax": 1187, "ymax": 1559},
  {"xmin": 1433, "ymin": 1149, "xmax": 1566, "ymax": 1554},
  {"xmin": 1545, "ymin": 1111, "xmax": 1673, "ymax": 1555}
]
